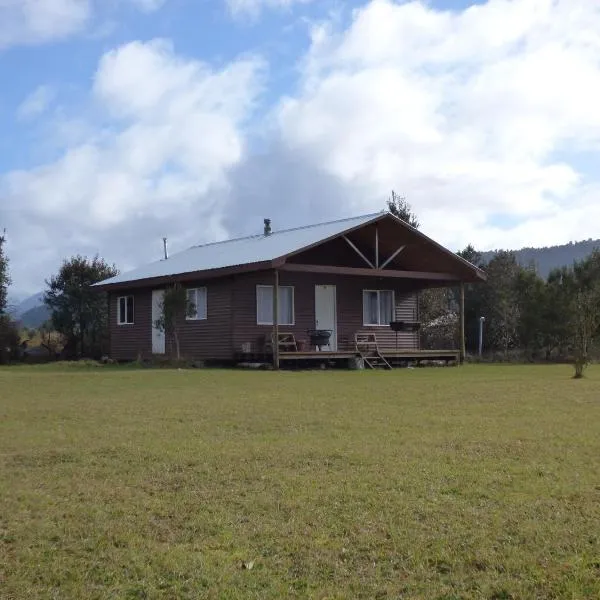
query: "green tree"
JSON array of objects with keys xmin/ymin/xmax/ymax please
[
  {"xmin": 153, "ymin": 283, "xmax": 195, "ymax": 360},
  {"xmin": 0, "ymin": 229, "xmax": 10, "ymax": 315},
  {"xmin": 514, "ymin": 267, "xmax": 548, "ymax": 360},
  {"xmin": 44, "ymin": 255, "xmax": 118, "ymax": 359},
  {"xmin": 387, "ymin": 191, "xmax": 420, "ymax": 228},
  {"xmin": 544, "ymin": 267, "xmax": 573, "ymax": 358},
  {"xmin": 0, "ymin": 230, "xmax": 19, "ymax": 364},
  {"xmin": 480, "ymin": 251, "xmax": 521, "ymax": 357},
  {"xmin": 567, "ymin": 251, "xmax": 600, "ymax": 377}
]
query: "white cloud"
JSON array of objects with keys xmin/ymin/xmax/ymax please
[
  {"xmin": 226, "ymin": 0, "xmax": 313, "ymax": 17},
  {"xmin": 17, "ymin": 85, "xmax": 56, "ymax": 120},
  {"xmin": 276, "ymin": 0, "xmax": 600, "ymax": 250},
  {"xmin": 0, "ymin": 0, "xmax": 167, "ymax": 49},
  {"xmin": 0, "ymin": 0, "xmax": 91, "ymax": 48},
  {"xmin": 2, "ymin": 39, "xmax": 264, "ymax": 292},
  {"xmin": 6, "ymin": 0, "xmax": 600, "ymax": 294}
]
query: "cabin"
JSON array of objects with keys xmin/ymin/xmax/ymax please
[{"xmin": 94, "ymin": 212, "xmax": 486, "ymax": 368}]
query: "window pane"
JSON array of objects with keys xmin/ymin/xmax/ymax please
[
  {"xmin": 278, "ymin": 287, "xmax": 293, "ymax": 325},
  {"xmin": 187, "ymin": 289, "xmax": 197, "ymax": 318},
  {"xmin": 126, "ymin": 296, "xmax": 134, "ymax": 324},
  {"xmin": 363, "ymin": 291, "xmax": 378, "ymax": 325},
  {"xmin": 257, "ymin": 286, "xmax": 273, "ymax": 324},
  {"xmin": 119, "ymin": 297, "xmax": 126, "ymax": 323},
  {"xmin": 196, "ymin": 288, "xmax": 207, "ymax": 320},
  {"xmin": 379, "ymin": 291, "xmax": 394, "ymax": 325}
]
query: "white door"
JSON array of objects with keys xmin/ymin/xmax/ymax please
[
  {"xmin": 151, "ymin": 289, "xmax": 166, "ymax": 354},
  {"xmin": 315, "ymin": 285, "xmax": 337, "ymax": 351}
]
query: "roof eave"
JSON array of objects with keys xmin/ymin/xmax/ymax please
[{"xmin": 93, "ymin": 259, "xmax": 276, "ymax": 291}]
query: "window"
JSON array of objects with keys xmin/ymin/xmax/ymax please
[
  {"xmin": 187, "ymin": 287, "xmax": 207, "ymax": 320},
  {"xmin": 118, "ymin": 295, "xmax": 134, "ymax": 325},
  {"xmin": 256, "ymin": 285, "xmax": 294, "ymax": 325},
  {"xmin": 363, "ymin": 290, "xmax": 394, "ymax": 326}
]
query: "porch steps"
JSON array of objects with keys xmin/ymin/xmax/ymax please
[
  {"xmin": 354, "ymin": 333, "xmax": 392, "ymax": 370},
  {"xmin": 362, "ymin": 353, "xmax": 392, "ymax": 370}
]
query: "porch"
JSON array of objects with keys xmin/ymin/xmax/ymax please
[
  {"xmin": 235, "ymin": 332, "xmax": 460, "ymax": 369},
  {"xmin": 235, "ymin": 349, "xmax": 460, "ymax": 369}
]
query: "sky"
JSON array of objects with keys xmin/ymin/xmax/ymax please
[{"xmin": 1, "ymin": 0, "xmax": 599, "ymax": 297}]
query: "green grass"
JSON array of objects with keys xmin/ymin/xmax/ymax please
[{"xmin": 1, "ymin": 365, "xmax": 600, "ymax": 599}]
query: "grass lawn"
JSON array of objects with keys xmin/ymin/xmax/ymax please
[{"xmin": 1, "ymin": 364, "xmax": 600, "ymax": 599}]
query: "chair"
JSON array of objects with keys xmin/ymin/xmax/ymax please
[{"xmin": 271, "ymin": 332, "xmax": 298, "ymax": 353}]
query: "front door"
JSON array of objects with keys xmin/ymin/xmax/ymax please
[
  {"xmin": 315, "ymin": 285, "xmax": 337, "ymax": 351},
  {"xmin": 151, "ymin": 290, "xmax": 165, "ymax": 354}
]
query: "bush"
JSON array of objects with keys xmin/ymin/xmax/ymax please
[{"xmin": 0, "ymin": 315, "xmax": 21, "ymax": 364}]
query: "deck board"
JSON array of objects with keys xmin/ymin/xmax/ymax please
[
  {"xmin": 278, "ymin": 349, "xmax": 459, "ymax": 361},
  {"xmin": 235, "ymin": 349, "xmax": 460, "ymax": 366}
]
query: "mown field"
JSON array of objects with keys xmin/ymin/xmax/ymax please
[{"xmin": 1, "ymin": 364, "xmax": 600, "ymax": 599}]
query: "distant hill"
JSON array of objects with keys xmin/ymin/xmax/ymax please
[
  {"xmin": 12, "ymin": 292, "xmax": 45, "ymax": 317},
  {"xmin": 19, "ymin": 304, "xmax": 51, "ymax": 328},
  {"xmin": 481, "ymin": 238, "xmax": 600, "ymax": 279}
]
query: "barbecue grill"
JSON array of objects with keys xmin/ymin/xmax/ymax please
[
  {"xmin": 389, "ymin": 321, "xmax": 421, "ymax": 349},
  {"xmin": 307, "ymin": 329, "xmax": 332, "ymax": 351}
]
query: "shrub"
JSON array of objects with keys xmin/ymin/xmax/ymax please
[{"xmin": 0, "ymin": 315, "xmax": 21, "ymax": 364}]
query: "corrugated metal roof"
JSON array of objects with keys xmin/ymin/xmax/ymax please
[{"xmin": 97, "ymin": 212, "xmax": 382, "ymax": 286}]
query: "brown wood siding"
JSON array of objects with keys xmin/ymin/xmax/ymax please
[
  {"xmin": 109, "ymin": 290, "xmax": 152, "ymax": 360},
  {"xmin": 231, "ymin": 271, "xmax": 420, "ymax": 353},
  {"xmin": 176, "ymin": 280, "xmax": 233, "ymax": 360},
  {"xmin": 109, "ymin": 271, "xmax": 421, "ymax": 361},
  {"xmin": 109, "ymin": 280, "xmax": 234, "ymax": 361}
]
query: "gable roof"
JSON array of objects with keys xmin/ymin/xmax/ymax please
[
  {"xmin": 95, "ymin": 211, "xmax": 486, "ymax": 288},
  {"xmin": 96, "ymin": 213, "xmax": 382, "ymax": 287}
]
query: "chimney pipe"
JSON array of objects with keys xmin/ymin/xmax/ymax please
[
  {"xmin": 162, "ymin": 237, "xmax": 168, "ymax": 260},
  {"xmin": 264, "ymin": 218, "xmax": 272, "ymax": 236}
]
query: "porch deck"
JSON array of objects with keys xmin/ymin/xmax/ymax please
[{"xmin": 235, "ymin": 348, "xmax": 460, "ymax": 367}]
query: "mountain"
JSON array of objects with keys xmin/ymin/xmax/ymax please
[
  {"xmin": 19, "ymin": 304, "xmax": 51, "ymax": 328},
  {"xmin": 6, "ymin": 292, "xmax": 49, "ymax": 329},
  {"xmin": 481, "ymin": 238, "xmax": 600, "ymax": 279},
  {"xmin": 13, "ymin": 292, "xmax": 45, "ymax": 317}
]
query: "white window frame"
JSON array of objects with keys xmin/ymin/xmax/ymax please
[
  {"xmin": 362, "ymin": 290, "xmax": 395, "ymax": 327},
  {"xmin": 256, "ymin": 285, "xmax": 295, "ymax": 326},
  {"xmin": 117, "ymin": 295, "xmax": 135, "ymax": 325},
  {"xmin": 186, "ymin": 287, "xmax": 207, "ymax": 321}
]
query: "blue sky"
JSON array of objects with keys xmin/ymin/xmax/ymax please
[{"xmin": 1, "ymin": 0, "xmax": 599, "ymax": 296}]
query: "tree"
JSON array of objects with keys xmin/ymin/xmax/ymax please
[
  {"xmin": 0, "ymin": 230, "xmax": 19, "ymax": 363},
  {"xmin": 480, "ymin": 252, "xmax": 521, "ymax": 357},
  {"xmin": 153, "ymin": 283, "xmax": 195, "ymax": 360},
  {"xmin": 39, "ymin": 322, "xmax": 64, "ymax": 358},
  {"xmin": 565, "ymin": 251, "xmax": 600, "ymax": 378},
  {"xmin": 514, "ymin": 268, "xmax": 549, "ymax": 360},
  {"xmin": 457, "ymin": 244, "xmax": 483, "ymax": 268},
  {"xmin": 387, "ymin": 191, "xmax": 420, "ymax": 229},
  {"xmin": 0, "ymin": 229, "xmax": 10, "ymax": 315},
  {"xmin": 0, "ymin": 315, "xmax": 19, "ymax": 364},
  {"xmin": 44, "ymin": 255, "xmax": 118, "ymax": 359}
]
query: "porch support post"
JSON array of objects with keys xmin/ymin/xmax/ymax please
[
  {"xmin": 273, "ymin": 269, "xmax": 280, "ymax": 370},
  {"xmin": 375, "ymin": 226, "xmax": 379, "ymax": 268},
  {"xmin": 459, "ymin": 282, "xmax": 466, "ymax": 364}
]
